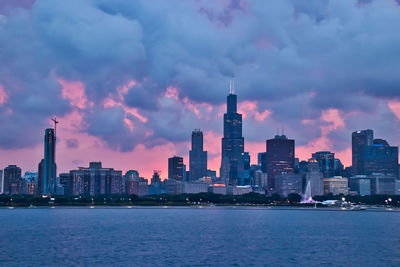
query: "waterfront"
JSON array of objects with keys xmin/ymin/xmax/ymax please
[{"xmin": 0, "ymin": 207, "xmax": 399, "ymax": 266}]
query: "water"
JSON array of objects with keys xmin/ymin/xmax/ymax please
[{"xmin": 0, "ymin": 207, "xmax": 399, "ymax": 266}]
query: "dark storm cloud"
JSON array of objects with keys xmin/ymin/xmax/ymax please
[{"xmin": 1, "ymin": 0, "xmax": 400, "ymax": 155}]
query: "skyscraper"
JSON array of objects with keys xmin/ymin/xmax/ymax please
[
  {"xmin": 220, "ymin": 87, "xmax": 244, "ymax": 185},
  {"xmin": 37, "ymin": 159, "xmax": 44, "ymax": 195},
  {"xmin": 258, "ymin": 152, "xmax": 267, "ymax": 173},
  {"xmin": 3, "ymin": 165, "xmax": 22, "ymax": 195},
  {"xmin": 352, "ymin": 130, "xmax": 398, "ymax": 177},
  {"xmin": 266, "ymin": 134, "xmax": 295, "ymax": 191},
  {"xmin": 168, "ymin": 156, "xmax": 184, "ymax": 181},
  {"xmin": 352, "ymin": 129, "xmax": 373, "ymax": 176},
  {"xmin": 312, "ymin": 151, "xmax": 335, "ymax": 178},
  {"xmin": 189, "ymin": 129, "xmax": 207, "ymax": 181},
  {"xmin": 0, "ymin": 170, "xmax": 3, "ymax": 194},
  {"xmin": 43, "ymin": 128, "xmax": 56, "ymax": 195},
  {"xmin": 306, "ymin": 158, "xmax": 324, "ymax": 196}
]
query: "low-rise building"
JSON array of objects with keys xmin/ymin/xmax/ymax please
[
  {"xmin": 274, "ymin": 173, "xmax": 302, "ymax": 197},
  {"xmin": 323, "ymin": 176, "xmax": 348, "ymax": 195}
]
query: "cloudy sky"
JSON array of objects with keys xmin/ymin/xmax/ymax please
[{"xmin": 1, "ymin": 0, "xmax": 400, "ymax": 178}]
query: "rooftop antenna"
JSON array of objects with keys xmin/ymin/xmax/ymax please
[
  {"xmin": 282, "ymin": 126, "xmax": 284, "ymax": 136},
  {"xmin": 229, "ymin": 80, "xmax": 235, "ymax": 94}
]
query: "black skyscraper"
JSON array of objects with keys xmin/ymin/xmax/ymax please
[
  {"xmin": 189, "ymin": 129, "xmax": 207, "ymax": 181},
  {"xmin": 168, "ymin": 156, "xmax": 184, "ymax": 181},
  {"xmin": 266, "ymin": 135, "xmax": 295, "ymax": 191},
  {"xmin": 220, "ymin": 87, "xmax": 244, "ymax": 185}
]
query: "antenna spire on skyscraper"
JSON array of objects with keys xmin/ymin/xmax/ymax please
[{"xmin": 229, "ymin": 80, "xmax": 235, "ymax": 95}]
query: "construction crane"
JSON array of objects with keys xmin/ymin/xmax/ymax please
[{"xmin": 52, "ymin": 117, "xmax": 59, "ymax": 139}]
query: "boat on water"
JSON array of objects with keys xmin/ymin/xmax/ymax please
[{"xmin": 350, "ymin": 205, "xmax": 367, "ymax": 211}]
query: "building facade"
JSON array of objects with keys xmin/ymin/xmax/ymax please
[
  {"xmin": 70, "ymin": 162, "xmax": 122, "ymax": 196},
  {"xmin": 3, "ymin": 165, "xmax": 22, "ymax": 195},
  {"xmin": 312, "ymin": 151, "xmax": 335, "ymax": 178},
  {"xmin": 352, "ymin": 130, "xmax": 398, "ymax": 178},
  {"xmin": 189, "ymin": 129, "xmax": 207, "ymax": 181},
  {"xmin": 306, "ymin": 158, "xmax": 324, "ymax": 196},
  {"xmin": 323, "ymin": 176, "xmax": 349, "ymax": 195},
  {"xmin": 274, "ymin": 172, "xmax": 302, "ymax": 197},
  {"xmin": 266, "ymin": 135, "xmax": 295, "ymax": 191},
  {"xmin": 168, "ymin": 156, "xmax": 184, "ymax": 181}
]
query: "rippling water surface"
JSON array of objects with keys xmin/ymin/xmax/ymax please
[{"xmin": 0, "ymin": 207, "xmax": 399, "ymax": 266}]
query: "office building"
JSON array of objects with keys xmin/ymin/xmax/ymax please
[
  {"xmin": 59, "ymin": 173, "xmax": 72, "ymax": 196},
  {"xmin": 258, "ymin": 152, "xmax": 267, "ymax": 173},
  {"xmin": 274, "ymin": 172, "xmax": 302, "ymax": 197},
  {"xmin": 253, "ymin": 169, "xmax": 268, "ymax": 188},
  {"xmin": 124, "ymin": 170, "xmax": 148, "ymax": 196},
  {"xmin": 189, "ymin": 129, "xmax": 207, "ymax": 181},
  {"xmin": 43, "ymin": 128, "xmax": 57, "ymax": 195},
  {"xmin": 352, "ymin": 130, "xmax": 398, "ymax": 177},
  {"xmin": 348, "ymin": 175, "xmax": 371, "ymax": 196},
  {"xmin": 0, "ymin": 170, "xmax": 3, "ymax": 194},
  {"xmin": 323, "ymin": 176, "xmax": 348, "ymax": 195},
  {"xmin": 369, "ymin": 173, "xmax": 396, "ymax": 195},
  {"xmin": 220, "ymin": 87, "xmax": 244, "ymax": 185},
  {"xmin": 306, "ymin": 158, "xmax": 324, "ymax": 196},
  {"xmin": 168, "ymin": 156, "xmax": 184, "ymax": 181},
  {"xmin": 266, "ymin": 134, "xmax": 295, "ymax": 191},
  {"xmin": 242, "ymin": 152, "xmax": 250, "ymax": 185},
  {"xmin": 37, "ymin": 159, "xmax": 44, "ymax": 195},
  {"xmin": 70, "ymin": 162, "xmax": 122, "ymax": 195},
  {"xmin": 312, "ymin": 151, "xmax": 335, "ymax": 178},
  {"xmin": 3, "ymin": 165, "xmax": 22, "ymax": 195}
]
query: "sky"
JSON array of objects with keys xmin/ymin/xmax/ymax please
[{"xmin": 1, "ymin": 0, "xmax": 400, "ymax": 179}]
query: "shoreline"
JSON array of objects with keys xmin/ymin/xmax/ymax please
[{"xmin": 1, "ymin": 205, "xmax": 399, "ymax": 212}]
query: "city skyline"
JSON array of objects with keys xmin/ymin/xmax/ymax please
[{"xmin": 1, "ymin": 0, "xmax": 400, "ymax": 178}]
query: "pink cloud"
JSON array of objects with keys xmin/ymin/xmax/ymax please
[
  {"xmin": 238, "ymin": 101, "xmax": 271, "ymax": 122},
  {"xmin": 58, "ymin": 78, "xmax": 91, "ymax": 109},
  {"xmin": 102, "ymin": 79, "xmax": 147, "ymax": 131},
  {"xmin": 388, "ymin": 100, "xmax": 400, "ymax": 120},
  {"xmin": 0, "ymin": 84, "xmax": 8, "ymax": 105},
  {"xmin": 297, "ymin": 108, "xmax": 350, "ymax": 166}
]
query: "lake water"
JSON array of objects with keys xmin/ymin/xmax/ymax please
[{"xmin": 0, "ymin": 207, "xmax": 399, "ymax": 266}]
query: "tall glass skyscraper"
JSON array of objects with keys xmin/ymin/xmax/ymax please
[
  {"xmin": 43, "ymin": 128, "xmax": 56, "ymax": 195},
  {"xmin": 189, "ymin": 129, "xmax": 207, "ymax": 181},
  {"xmin": 220, "ymin": 90, "xmax": 244, "ymax": 185},
  {"xmin": 352, "ymin": 129, "xmax": 374, "ymax": 176}
]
